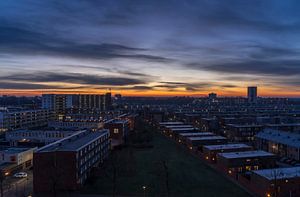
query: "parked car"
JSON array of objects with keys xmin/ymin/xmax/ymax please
[{"xmin": 13, "ymin": 172, "xmax": 28, "ymax": 178}]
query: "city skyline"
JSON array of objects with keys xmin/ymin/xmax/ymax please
[{"xmin": 1, "ymin": 0, "xmax": 300, "ymax": 97}]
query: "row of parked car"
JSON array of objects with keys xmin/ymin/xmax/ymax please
[{"xmin": 279, "ymin": 157, "xmax": 300, "ymax": 166}]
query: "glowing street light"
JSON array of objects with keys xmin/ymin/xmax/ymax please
[{"xmin": 142, "ymin": 185, "xmax": 147, "ymax": 197}]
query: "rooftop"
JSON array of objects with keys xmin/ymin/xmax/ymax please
[
  {"xmin": 159, "ymin": 122, "xmax": 184, "ymax": 125},
  {"xmin": 188, "ymin": 136, "xmax": 227, "ymax": 141},
  {"xmin": 0, "ymin": 147, "xmax": 36, "ymax": 154},
  {"xmin": 218, "ymin": 150, "xmax": 274, "ymax": 159},
  {"xmin": 203, "ymin": 143, "xmax": 252, "ymax": 151},
  {"xmin": 256, "ymin": 129, "xmax": 300, "ymax": 148},
  {"xmin": 253, "ymin": 167, "xmax": 300, "ymax": 180},
  {"xmin": 105, "ymin": 119, "xmax": 129, "ymax": 124},
  {"xmin": 165, "ymin": 125, "xmax": 193, "ymax": 129},
  {"xmin": 179, "ymin": 132, "xmax": 214, "ymax": 137},
  {"xmin": 226, "ymin": 124, "xmax": 263, "ymax": 128},
  {"xmin": 266, "ymin": 123, "xmax": 300, "ymax": 127},
  {"xmin": 7, "ymin": 129, "xmax": 80, "ymax": 133},
  {"xmin": 36, "ymin": 129, "xmax": 109, "ymax": 152},
  {"xmin": 171, "ymin": 127, "xmax": 198, "ymax": 131}
]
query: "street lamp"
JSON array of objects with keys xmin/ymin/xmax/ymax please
[{"xmin": 142, "ymin": 185, "xmax": 146, "ymax": 197}]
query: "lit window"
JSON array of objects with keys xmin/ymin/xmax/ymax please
[{"xmin": 113, "ymin": 128, "xmax": 119, "ymax": 134}]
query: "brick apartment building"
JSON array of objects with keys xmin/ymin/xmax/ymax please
[
  {"xmin": 104, "ymin": 119, "xmax": 129, "ymax": 147},
  {"xmin": 248, "ymin": 167, "xmax": 300, "ymax": 197},
  {"xmin": 33, "ymin": 129, "xmax": 110, "ymax": 193},
  {"xmin": 216, "ymin": 150, "xmax": 276, "ymax": 176},
  {"xmin": 203, "ymin": 144, "xmax": 252, "ymax": 163},
  {"xmin": 255, "ymin": 129, "xmax": 300, "ymax": 161}
]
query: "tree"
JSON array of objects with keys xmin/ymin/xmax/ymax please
[
  {"xmin": 162, "ymin": 160, "xmax": 170, "ymax": 197},
  {"xmin": 0, "ymin": 172, "xmax": 4, "ymax": 197},
  {"xmin": 48, "ymin": 151, "xmax": 64, "ymax": 197},
  {"xmin": 103, "ymin": 151, "xmax": 122, "ymax": 197},
  {"xmin": 153, "ymin": 160, "xmax": 170, "ymax": 196},
  {"xmin": 270, "ymin": 169, "xmax": 283, "ymax": 197}
]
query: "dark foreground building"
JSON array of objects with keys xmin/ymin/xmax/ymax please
[{"xmin": 33, "ymin": 129, "xmax": 110, "ymax": 194}]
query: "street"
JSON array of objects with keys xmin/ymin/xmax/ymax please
[{"xmin": 3, "ymin": 170, "xmax": 33, "ymax": 197}]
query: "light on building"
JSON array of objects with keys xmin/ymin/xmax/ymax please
[
  {"xmin": 205, "ymin": 156, "xmax": 209, "ymax": 160},
  {"xmin": 228, "ymin": 170, "xmax": 232, "ymax": 174}
]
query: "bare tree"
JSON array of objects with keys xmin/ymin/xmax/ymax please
[
  {"xmin": 103, "ymin": 151, "xmax": 122, "ymax": 197},
  {"xmin": 0, "ymin": 172, "xmax": 4, "ymax": 197},
  {"xmin": 153, "ymin": 159, "xmax": 170, "ymax": 196},
  {"xmin": 162, "ymin": 160, "xmax": 170, "ymax": 197},
  {"xmin": 270, "ymin": 169, "xmax": 283, "ymax": 197},
  {"xmin": 48, "ymin": 151, "xmax": 64, "ymax": 197}
]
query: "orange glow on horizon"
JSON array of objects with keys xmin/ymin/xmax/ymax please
[{"xmin": 1, "ymin": 86, "xmax": 300, "ymax": 97}]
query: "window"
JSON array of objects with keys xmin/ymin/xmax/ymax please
[{"xmin": 113, "ymin": 128, "xmax": 119, "ymax": 134}]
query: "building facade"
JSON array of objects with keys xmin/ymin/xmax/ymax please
[
  {"xmin": 248, "ymin": 86, "xmax": 258, "ymax": 103},
  {"xmin": 0, "ymin": 109, "xmax": 54, "ymax": 132},
  {"xmin": 216, "ymin": 150, "xmax": 276, "ymax": 176},
  {"xmin": 0, "ymin": 147, "xmax": 37, "ymax": 175},
  {"xmin": 255, "ymin": 129, "xmax": 300, "ymax": 161},
  {"xmin": 33, "ymin": 129, "xmax": 110, "ymax": 193},
  {"xmin": 42, "ymin": 93, "xmax": 112, "ymax": 112}
]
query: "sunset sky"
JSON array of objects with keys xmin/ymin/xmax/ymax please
[{"xmin": 1, "ymin": 0, "xmax": 300, "ymax": 97}]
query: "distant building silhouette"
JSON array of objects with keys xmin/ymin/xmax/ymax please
[
  {"xmin": 42, "ymin": 93, "xmax": 112, "ymax": 112},
  {"xmin": 208, "ymin": 92, "xmax": 217, "ymax": 100},
  {"xmin": 247, "ymin": 86, "xmax": 257, "ymax": 103}
]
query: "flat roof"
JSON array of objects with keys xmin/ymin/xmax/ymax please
[
  {"xmin": 253, "ymin": 167, "xmax": 300, "ymax": 180},
  {"xmin": 37, "ymin": 130, "xmax": 108, "ymax": 152},
  {"xmin": 8, "ymin": 129, "xmax": 79, "ymax": 133},
  {"xmin": 0, "ymin": 147, "xmax": 36, "ymax": 154},
  {"xmin": 165, "ymin": 125, "xmax": 193, "ymax": 129},
  {"xmin": 201, "ymin": 118, "xmax": 216, "ymax": 121},
  {"xmin": 226, "ymin": 124, "xmax": 263, "ymax": 128},
  {"xmin": 179, "ymin": 132, "xmax": 214, "ymax": 137},
  {"xmin": 170, "ymin": 128, "xmax": 198, "ymax": 131},
  {"xmin": 218, "ymin": 150, "xmax": 274, "ymax": 159},
  {"xmin": 256, "ymin": 129, "xmax": 300, "ymax": 148},
  {"xmin": 203, "ymin": 144, "xmax": 251, "ymax": 151},
  {"xmin": 266, "ymin": 123, "xmax": 300, "ymax": 127},
  {"xmin": 188, "ymin": 136, "xmax": 227, "ymax": 141},
  {"xmin": 159, "ymin": 122, "xmax": 184, "ymax": 125},
  {"xmin": 105, "ymin": 119, "xmax": 128, "ymax": 124}
]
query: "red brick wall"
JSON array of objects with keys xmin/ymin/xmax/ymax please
[
  {"xmin": 104, "ymin": 123, "xmax": 124, "ymax": 140},
  {"xmin": 33, "ymin": 151, "xmax": 77, "ymax": 193}
]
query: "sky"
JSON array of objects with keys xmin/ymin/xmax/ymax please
[{"xmin": 1, "ymin": 0, "xmax": 300, "ymax": 97}]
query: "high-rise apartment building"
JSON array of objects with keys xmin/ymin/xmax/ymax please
[
  {"xmin": 42, "ymin": 93, "xmax": 112, "ymax": 112},
  {"xmin": 247, "ymin": 86, "xmax": 257, "ymax": 103}
]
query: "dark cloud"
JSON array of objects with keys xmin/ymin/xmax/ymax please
[
  {"xmin": 1, "ymin": 0, "xmax": 300, "ymax": 93},
  {"xmin": 60, "ymin": 64, "xmax": 154, "ymax": 78},
  {"xmin": 155, "ymin": 81, "xmax": 236, "ymax": 92},
  {"xmin": 185, "ymin": 43, "xmax": 300, "ymax": 76},
  {"xmin": 120, "ymin": 86, "xmax": 154, "ymax": 91},
  {"xmin": 199, "ymin": 60, "xmax": 300, "ymax": 76},
  {"xmin": 0, "ymin": 25, "xmax": 171, "ymax": 62},
  {"xmin": 1, "ymin": 72, "xmax": 148, "ymax": 86},
  {"xmin": 0, "ymin": 82, "xmax": 57, "ymax": 89},
  {"xmin": 0, "ymin": 82, "xmax": 88, "ymax": 90}
]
